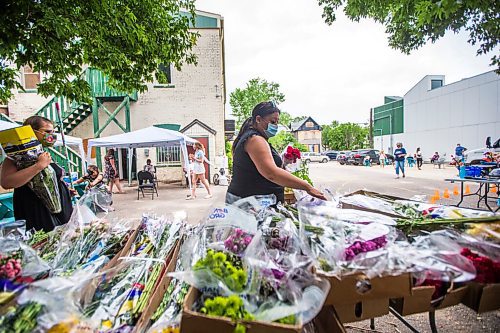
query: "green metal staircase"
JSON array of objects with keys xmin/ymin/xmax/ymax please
[
  {"xmin": 35, "ymin": 68, "xmax": 137, "ymax": 135},
  {"xmin": 32, "ymin": 68, "xmax": 137, "ymax": 174}
]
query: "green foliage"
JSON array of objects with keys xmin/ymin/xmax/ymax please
[
  {"xmin": 229, "ymin": 78, "xmax": 286, "ymax": 128},
  {"xmin": 268, "ymin": 131, "xmax": 308, "ymax": 153},
  {"xmin": 318, "ymin": 0, "xmax": 500, "ymax": 72},
  {"xmin": 292, "ymin": 166, "xmax": 313, "ymax": 186},
  {"xmin": 225, "ymin": 140, "xmax": 233, "ymax": 172},
  {"xmin": 194, "ymin": 250, "xmax": 247, "ymax": 292},
  {"xmin": 275, "ymin": 314, "xmax": 296, "ymax": 325},
  {"xmin": 201, "ymin": 295, "xmax": 254, "ymax": 333},
  {"xmin": 0, "ymin": 0, "xmax": 199, "ymax": 104},
  {"xmin": 321, "ymin": 121, "xmax": 369, "ymax": 150}
]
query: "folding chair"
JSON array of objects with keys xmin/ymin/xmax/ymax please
[{"xmin": 137, "ymin": 171, "xmax": 158, "ymax": 200}]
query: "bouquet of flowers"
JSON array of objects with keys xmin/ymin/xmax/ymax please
[{"xmin": 0, "ymin": 126, "xmax": 61, "ymax": 214}]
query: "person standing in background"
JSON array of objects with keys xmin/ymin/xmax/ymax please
[
  {"xmin": 454, "ymin": 143, "xmax": 467, "ymax": 170},
  {"xmin": 379, "ymin": 150, "xmax": 386, "ymax": 168},
  {"xmin": 187, "ymin": 142, "xmax": 212, "ymax": 199},
  {"xmin": 104, "ymin": 148, "xmax": 125, "ymax": 194},
  {"xmin": 415, "ymin": 148, "xmax": 423, "ymax": 170},
  {"xmin": 394, "ymin": 142, "xmax": 407, "ymax": 179}
]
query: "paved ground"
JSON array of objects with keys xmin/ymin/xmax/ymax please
[{"xmin": 107, "ymin": 161, "xmax": 499, "ymax": 333}]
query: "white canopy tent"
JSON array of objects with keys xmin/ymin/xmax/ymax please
[
  {"xmin": 86, "ymin": 126, "xmax": 198, "ymax": 187},
  {"xmin": 0, "ymin": 120, "xmax": 86, "ymax": 162}
]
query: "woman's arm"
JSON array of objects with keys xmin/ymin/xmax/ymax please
[
  {"xmin": 246, "ymin": 136, "xmax": 326, "ymax": 200},
  {"xmin": 0, "ymin": 152, "xmax": 52, "ymax": 189},
  {"xmin": 74, "ymin": 177, "xmax": 85, "ymax": 185},
  {"xmin": 110, "ymin": 157, "xmax": 118, "ymax": 172},
  {"xmin": 89, "ymin": 174, "xmax": 104, "ymax": 187}
]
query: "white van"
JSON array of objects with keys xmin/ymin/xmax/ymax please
[{"xmin": 464, "ymin": 137, "xmax": 500, "ymax": 165}]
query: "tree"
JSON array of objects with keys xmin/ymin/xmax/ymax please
[
  {"xmin": 321, "ymin": 121, "xmax": 368, "ymax": 150},
  {"xmin": 0, "ymin": 0, "xmax": 198, "ymax": 103},
  {"xmin": 268, "ymin": 131, "xmax": 308, "ymax": 153},
  {"xmin": 229, "ymin": 78, "xmax": 285, "ymax": 128},
  {"xmin": 318, "ymin": 0, "xmax": 500, "ymax": 71}
]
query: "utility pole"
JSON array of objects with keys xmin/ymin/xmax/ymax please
[{"xmin": 369, "ymin": 108, "xmax": 373, "ymax": 148}]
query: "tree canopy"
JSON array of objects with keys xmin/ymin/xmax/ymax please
[
  {"xmin": 0, "ymin": 0, "xmax": 199, "ymax": 103},
  {"xmin": 229, "ymin": 78, "xmax": 286, "ymax": 128},
  {"xmin": 268, "ymin": 131, "xmax": 308, "ymax": 153},
  {"xmin": 321, "ymin": 121, "xmax": 369, "ymax": 150},
  {"xmin": 318, "ymin": 0, "xmax": 500, "ymax": 71}
]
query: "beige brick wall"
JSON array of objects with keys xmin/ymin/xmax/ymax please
[{"xmin": 7, "ymin": 91, "xmax": 50, "ymax": 122}]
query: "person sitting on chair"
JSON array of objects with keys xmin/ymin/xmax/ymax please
[
  {"xmin": 144, "ymin": 159, "xmax": 156, "ymax": 176},
  {"xmin": 431, "ymin": 152, "xmax": 440, "ymax": 164},
  {"xmin": 75, "ymin": 165, "xmax": 105, "ymax": 190}
]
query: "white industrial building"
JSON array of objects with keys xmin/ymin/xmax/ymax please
[{"xmin": 373, "ymin": 71, "xmax": 500, "ymax": 161}]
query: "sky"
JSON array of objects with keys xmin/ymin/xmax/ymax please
[{"xmin": 195, "ymin": 0, "xmax": 497, "ymax": 125}]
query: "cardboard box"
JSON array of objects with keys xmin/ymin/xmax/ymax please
[
  {"xmin": 313, "ymin": 306, "xmax": 346, "ymax": 333},
  {"xmin": 462, "ymin": 282, "xmax": 500, "ymax": 313},
  {"xmin": 322, "ymin": 273, "xmax": 413, "ymax": 306},
  {"xmin": 391, "ymin": 285, "xmax": 469, "ymax": 316},
  {"xmin": 284, "ymin": 192, "xmax": 296, "ymax": 204},
  {"xmin": 334, "ymin": 298, "xmax": 389, "ymax": 323},
  {"xmin": 181, "ymin": 287, "xmax": 304, "ymax": 333},
  {"xmin": 134, "ymin": 240, "xmax": 181, "ymax": 333},
  {"xmin": 101, "ymin": 227, "xmax": 140, "ymax": 272}
]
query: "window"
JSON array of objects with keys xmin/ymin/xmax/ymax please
[
  {"xmin": 431, "ymin": 80, "xmax": 443, "ymax": 90},
  {"xmin": 305, "ymin": 121, "xmax": 314, "ymax": 128},
  {"xmin": 157, "ymin": 63, "xmax": 172, "ymax": 84},
  {"xmin": 156, "ymin": 146, "xmax": 181, "ymax": 166},
  {"xmin": 22, "ymin": 65, "xmax": 40, "ymax": 90}
]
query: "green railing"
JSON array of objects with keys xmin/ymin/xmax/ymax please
[
  {"xmin": 35, "ymin": 96, "xmax": 78, "ymax": 124},
  {"xmin": 86, "ymin": 68, "xmax": 138, "ymax": 101},
  {"xmin": 51, "ymin": 145, "xmax": 84, "ymax": 176}
]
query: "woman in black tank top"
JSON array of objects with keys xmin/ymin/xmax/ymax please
[{"xmin": 227, "ymin": 101, "xmax": 326, "ymax": 204}]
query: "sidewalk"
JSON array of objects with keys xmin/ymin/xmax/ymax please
[{"xmin": 108, "ymin": 182, "xmax": 226, "ymax": 223}]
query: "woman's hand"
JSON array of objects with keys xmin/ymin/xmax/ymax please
[
  {"xmin": 36, "ymin": 152, "xmax": 52, "ymax": 170},
  {"xmin": 306, "ymin": 186, "xmax": 327, "ymax": 201}
]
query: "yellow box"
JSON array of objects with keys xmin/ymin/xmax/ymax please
[{"xmin": 0, "ymin": 125, "xmax": 41, "ymax": 157}]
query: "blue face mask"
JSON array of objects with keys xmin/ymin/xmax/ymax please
[{"xmin": 265, "ymin": 123, "xmax": 278, "ymax": 138}]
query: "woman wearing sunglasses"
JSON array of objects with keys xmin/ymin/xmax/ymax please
[
  {"xmin": 226, "ymin": 101, "xmax": 326, "ymax": 204},
  {"xmin": 0, "ymin": 116, "xmax": 73, "ymax": 231}
]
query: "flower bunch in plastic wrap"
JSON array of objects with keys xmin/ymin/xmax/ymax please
[
  {"xmin": 224, "ymin": 228, "xmax": 253, "ymax": 255},
  {"xmin": 460, "ymin": 248, "xmax": 500, "ymax": 284}
]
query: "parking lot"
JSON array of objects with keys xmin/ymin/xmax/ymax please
[{"xmin": 310, "ymin": 159, "xmax": 457, "ymax": 201}]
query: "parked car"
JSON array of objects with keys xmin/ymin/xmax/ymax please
[
  {"xmin": 336, "ymin": 151, "xmax": 349, "ymax": 165},
  {"xmin": 344, "ymin": 150, "xmax": 359, "ymax": 165},
  {"xmin": 464, "ymin": 136, "xmax": 500, "ymax": 165},
  {"xmin": 323, "ymin": 150, "xmax": 338, "ymax": 160},
  {"xmin": 348, "ymin": 149, "xmax": 378, "ymax": 165},
  {"xmin": 348, "ymin": 149, "xmax": 395, "ymax": 165},
  {"xmin": 302, "ymin": 152, "xmax": 329, "ymax": 163}
]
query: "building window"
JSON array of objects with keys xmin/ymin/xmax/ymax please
[
  {"xmin": 22, "ymin": 65, "xmax": 41, "ymax": 90},
  {"xmin": 431, "ymin": 80, "xmax": 443, "ymax": 90},
  {"xmin": 305, "ymin": 121, "xmax": 314, "ymax": 128},
  {"xmin": 157, "ymin": 63, "xmax": 172, "ymax": 84},
  {"xmin": 156, "ymin": 146, "xmax": 181, "ymax": 166}
]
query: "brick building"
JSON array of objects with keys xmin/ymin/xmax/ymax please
[{"xmin": 4, "ymin": 10, "xmax": 226, "ymax": 183}]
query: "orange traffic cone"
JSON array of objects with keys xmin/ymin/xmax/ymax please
[
  {"xmin": 453, "ymin": 186, "xmax": 459, "ymax": 196},
  {"xmin": 433, "ymin": 190, "xmax": 441, "ymax": 200},
  {"xmin": 465, "ymin": 185, "xmax": 471, "ymax": 195},
  {"xmin": 429, "ymin": 196, "xmax": 437, "ymax": 204},
  {"xmin": 443, "ymin": 189, "xmax": 450, "ymax": 199},
  {"xmin": 490, "ymin": 185, "xmax": 497, "ymax": 193}
]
